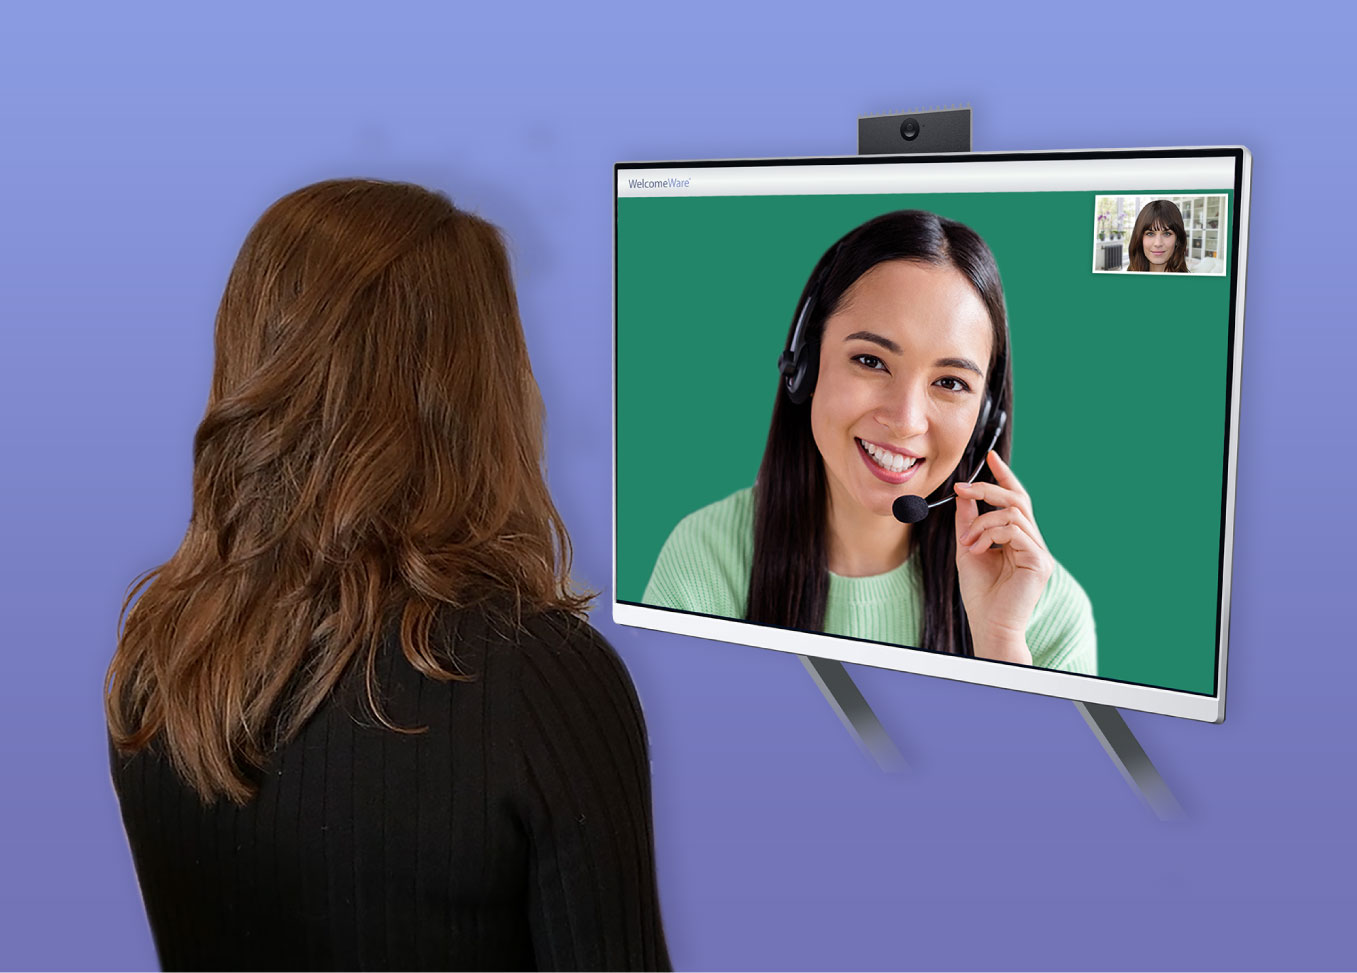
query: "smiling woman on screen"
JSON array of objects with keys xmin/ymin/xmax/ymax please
[
  {"xmin": 105, "ymin": 179, "xmax": 669, "ymax": 971},
  {"xmin": 644, "ymin": 210, "xmax": 1096, "ymax": 674}
]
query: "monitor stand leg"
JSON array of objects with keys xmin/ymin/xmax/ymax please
[
  {"xmin": 799, "ymin": 658, "xmax": 1182, "ymax": 816},
  {"xmin": 800, "ymin": 656, "xmax": 906, "ymax": 772},
  {"xmin": 1074, "ymin": 701, "xmax": 1183, "ymax": 820}
]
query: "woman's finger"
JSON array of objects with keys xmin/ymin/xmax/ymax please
[
  {"xmin": 954, "ymin": 494, "xmax": 980, "ymax": 539},
  {"xmin": 963, "ymin": 523, "xmax": 1047, "ymax": 571},
  {"xmin": 959, "ymin": 505, "xmax": 1045, "ymax": 550},
  {"xmin": 961, "ymin": 505, "xmax": 1046, "ymax": 555},
  {"xmin": 984, "ymin": 450, "xmax": 1028, "ymax": 495},
  {"xmin": 952, "ymin": 479, "xmax": 1032, "ymax": 522}
]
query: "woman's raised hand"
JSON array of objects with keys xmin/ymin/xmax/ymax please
[{"xmin": 952, "ymin": 451, "xmax": 1054, "ymax": 665}]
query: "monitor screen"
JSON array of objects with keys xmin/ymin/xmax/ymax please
[{"xmin": 613, "ymin": 148, "xmax": 1250, "ymax": 723}]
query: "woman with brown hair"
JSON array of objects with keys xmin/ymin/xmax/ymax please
[
  {"xmin": 1127, "ymin": 199, "xmax": 1190, "ymax": 272},
  {"xmin": 106, "ymin": 179, "xmax": 669, "ymax": 971}
]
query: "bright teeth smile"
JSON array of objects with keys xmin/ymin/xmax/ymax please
[{"xmin": 858, "ymin": 438, "xmax": 920, "ymax": 474}]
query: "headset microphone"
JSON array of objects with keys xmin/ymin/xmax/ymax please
[
  {"xmin": 891, "ymin": 494, "xmax": 930, "ymax": 524},
  {"xmin": 891, "ymin": 407, "xmax": 1007, "ymax": 525}
]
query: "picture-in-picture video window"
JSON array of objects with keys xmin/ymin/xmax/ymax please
[
  {"xmin": 1092, "ymin": 193, "xmax": 1229, "ymax": 275},
  {"xmin": 617, "ymin": 171, "xmax": 1238, "ymax": 699}
]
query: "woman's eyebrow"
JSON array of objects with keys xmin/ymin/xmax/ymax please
[
  {"xmin": 843, "ymin": 330, "xmax": 901, "ymax": 354},
  {"xmin": 934, "ymin": 357, "xmax": 984, "ymax": 375}
]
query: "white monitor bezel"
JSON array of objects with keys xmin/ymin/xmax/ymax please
[{"xmin": 612, "ymin": 146, "xmax": 1251, "ymax": 724}]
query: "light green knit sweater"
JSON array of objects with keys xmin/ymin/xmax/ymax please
[{"xmin": 642, "ymin": 487, "xmax": 1096, "ymax": 674}]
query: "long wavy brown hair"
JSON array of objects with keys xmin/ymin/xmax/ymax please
[{"xmin": 106, "ymin": 179, "xmax": 590, "ymax": 805}]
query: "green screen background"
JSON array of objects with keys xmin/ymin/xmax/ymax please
[{"xmin": 617, "ymin": 189, "xmax": 1234, "ymax": 695}]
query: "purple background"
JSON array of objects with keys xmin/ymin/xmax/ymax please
[{"xmin": 2, "ymin": 4, "xmax": 1352, "ymax": 971}]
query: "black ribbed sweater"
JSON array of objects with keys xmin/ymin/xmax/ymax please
[{"xmin": 110, "ymin": 609, "xmax": 671, "ymax": 971}]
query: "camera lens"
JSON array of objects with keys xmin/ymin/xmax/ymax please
[{"xmin": 900, "ymin": 117, "xmax": 920, "ymax": 141}]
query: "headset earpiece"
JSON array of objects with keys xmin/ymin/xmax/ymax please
[
  {"xmin": 974, "ymin": 394, "xmax": 994, "ymax": 446},
  {"xmin": 780, "ymin": 243, "xmax": 847, "ymax": 406},
  {"xmin": 779, "ymin": 295, "xmax": 818, "ymax": 405},
  {"xmin": 955, "ymin": 392, "xmax": 1006, "ymax": 491},
  {"xmin": 964, "ymin": 348, "xmax": 1010, "ymax": 474}
]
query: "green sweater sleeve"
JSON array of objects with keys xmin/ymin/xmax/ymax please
[
  {"xmin": 1026, "ymin": 561, "xmax": 1097, "ymax": 674},
  {"xmin": 642, "ymin": 489, "xmax": 754, "ymax": 618}
]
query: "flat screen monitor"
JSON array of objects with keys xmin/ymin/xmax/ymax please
[{"xmin": 613, "ymin": 148, "xmax": 1250, "ymax": 723}]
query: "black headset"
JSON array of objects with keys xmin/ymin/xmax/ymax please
[
  {"xmin": 776, "ymin": 284, "xmax": 822, "ymax": 406},
  {"xmin": 776, "ymin": 251, "xmax": 1010, "ymax": 497}
]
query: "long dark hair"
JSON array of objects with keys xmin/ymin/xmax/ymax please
[
  {"xmin": 746, "ymin": 210, "xmax": 1012, "ymax": 656},
  {"xmin": 106, "ymin": 179, "xmax": 590, "ymax": 804},
  {"xmin": 1127, "ymin": 199, "xmax": 1190, "ymax": 272}
]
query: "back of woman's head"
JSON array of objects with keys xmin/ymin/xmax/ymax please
[{"xmin": 107, "ymin": 179, "xmax": 587, "ymax": 804}]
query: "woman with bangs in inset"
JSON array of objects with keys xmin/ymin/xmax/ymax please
[
  {"xmin": 1127, "ymin": 198, "xmax": 1190, "ymax": 272},
  {"xmin": 106, "ymin": 179, "xmax": 670, "ymax": 971}
]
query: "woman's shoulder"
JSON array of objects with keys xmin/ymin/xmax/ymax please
[
  {"xmin": 413, "ymin": 604, "xmax": 648, "ymax": 747},
  {"xmin": 642, "ymin": 487, "xmax": 755, "ymax": 618},
  {"xmin": 1028, "ymin": 559, "xmax": 1097, "ymax": 675},
  {"xmin": 501, "ymin": 610, "xmax": 645, "ymax": 722},
  {"xmin": 670, "ymin": 486, "xmax": 755, "ymax": 536},
  {"xmin": 510, "ymin": 610, "xmax": 630, "ymax": 678},
  {"xmin": 432, "ymin": 603, "xmax": 625, "ymax": 680}
]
